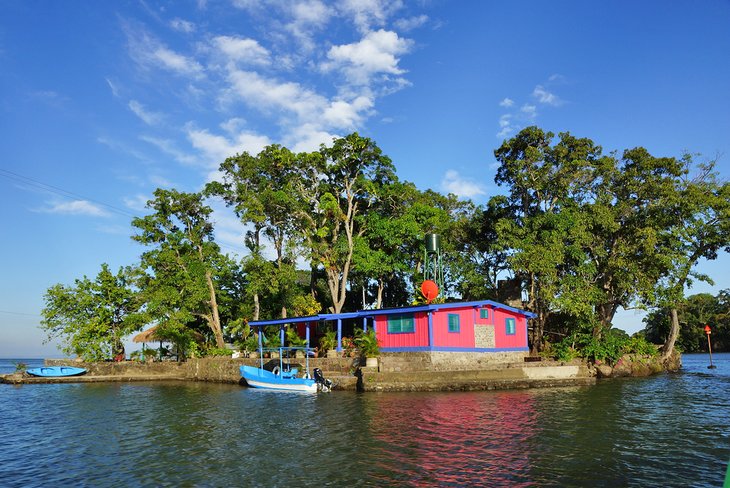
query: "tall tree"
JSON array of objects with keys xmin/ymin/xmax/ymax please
[
  {"xmin": 649, "ymin": 160, "xmax": 730, "ymax": 359},
  {"xmin": 41, "ymin": 264, "xmax": 145, "ymax": 361},
  {"xmin": 132, "ymin": 189, "xmax": 227, "ymax": 348},
  {"xmin": 492, "ymin": 127, "xmax": 604, "ymax": 350},
  {"xmin": 207, "ymin": 145, "xmax": 312, "ymax": 319},
  {"xmin": 297, "ymin": 133, "xmax": 395, "ymax": 313}
]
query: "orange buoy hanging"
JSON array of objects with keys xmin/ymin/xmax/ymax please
[{"xmin": 421, "ymin": 280, "xmax": 439, "ymax": 303}]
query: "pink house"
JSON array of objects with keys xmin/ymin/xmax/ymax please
[{"xmin": 250, "ymin": 300, "xmax": 534, "ymax": 354}]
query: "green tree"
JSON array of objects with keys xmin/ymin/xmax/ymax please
[
  {"xmin": 132, "ymin": 189, "xmax": 228, "ymax": 348},
  {"xmin": 298, "ymin": 133, "xmax": 395, "ymax": 313},
  {"xmin": 649, "ymin": 160, "xmax": 730, "ymax": 359},
  {"xmin": 492, "ymin": 127, "xmax": 605, "ymax": 350},
  {"xmin": 207, "ymin": 145, "xmax": 307, "ymax": 319},
  {"xmin": 645, "ymin": 292, "xmax": 729, "ymax": 353},
  {"xmin": 41, "ymin": 264, "xmax": 145, "ymax": 361}
]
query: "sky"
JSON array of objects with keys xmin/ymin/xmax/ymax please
[{"xmin": 1, "ymin": 0, "xmax": 729, "ymax": 358}]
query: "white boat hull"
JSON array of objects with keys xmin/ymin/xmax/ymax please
[{"xmin": 240, "ymin": 365, "xmax": 318, "ymax": 393}]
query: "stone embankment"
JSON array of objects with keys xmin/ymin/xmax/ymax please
[
  {"xmin": 591, "ymin": 350, "xmax": 681, "ymax": 378},
  {"xmin": 1, "ymin": 353, "xmax": 597, "ymax": 391}
]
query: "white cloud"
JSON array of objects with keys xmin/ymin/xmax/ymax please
[
  {"xmin": 339, "ymin": 0, "xmax": 403, "ymax": 32},
  {"xmin": 441, "ymin": 170, "xmax": 486, "ymax": 200},
  {"xmin": 153, "ymin": 45, "xmax": 204, "ymax": 77},
  {"xmin": 170, "ymin": 18, "xmax": 195, "ymax": 33},
  {"xmin": 212, "ymin": 36, "xmax": 271, "ymax": 65},
  {"xmin": 496, "ymin": 114, "xmax": 515, "ymax": 138},
  {"xmin": 126, "ymin": 26, "xmax": 203, "ymax": 79},
  {"xmin": 128, "ymin": 100, "xmax": 163, "ymax": 125},
  {"xmin": 105, "ymin": 78, "xmax": 120, "ymax": 97},
  {"xmin": 322, "ymin": 95, "xmax": 373, "ymax": 128},
  {"xmin": 394, "ymin": 14, "xmax": 428, "ymax": 31},
  {"xmin": 186, "ymin": 125, "xmax": 271, "ymax": 166},
  {"xmin": 286, "ymin": 0, "xmax": 334, "ymax": 50},
  {"xmin": 323, "ymin": 29, "xmax": 413, "ymax": 86},
  {"xmin": 140, "ymin": 135, "xmax": 199, "ymax": 166},
  {"xmin": 41, "ymin": 200, "xmax": 110, "ymax": 217},
  {"xmin": 532, "ymin": 84, "xmax": 562, "ymax": 106},
  {"xmin": 521, "ymin": 104, "xmax": 537, "ymax": 118},
  {"xmin": 123, "ymin": 194, "xmax": 151, "ymax": 212},
  {"xmin": 499, "ymin": 97, "xmax": 514, "ymax": 108},
  {"xmin": 287, "ymin": 124, "xmax": 338, "ymax": 153},
  {"xmin": 224, "ymin": 69, "xmax": 328, "ymax": 120}
]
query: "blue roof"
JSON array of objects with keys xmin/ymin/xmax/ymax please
[{"xmin": 247, "ymin": 299, "xmax": 536, "ymax": 327}]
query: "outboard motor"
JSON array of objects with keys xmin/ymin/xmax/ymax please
[{"xmin": 313, "ymin": 368, "xmax": 333, "ymax": 392}]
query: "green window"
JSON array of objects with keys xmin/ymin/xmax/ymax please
[
  {"xmin": 479, "ymin": 308, "xmax": 489, "ymax": 319},
  {"xmin": 388, "ymin": 314, "xmax": 415, "ymax": 333},
  {"xmin": 448, "ymin": 313, "xmax": 460, "ymax": 333},
  {"xmin": 505, "ymin": 318, "xmax": 516, "ymax": 335}
]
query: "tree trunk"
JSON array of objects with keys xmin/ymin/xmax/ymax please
[
  {"xmin": 253, "ymin": 293, "xmax": 260, "ymax": 321},
  {"xmin": 376, "ymin": 277, "xmax": 384, "ymax": 309},
  {"xmin": 205, "ymin": 270, "xmax": 225, "ymax": 348},
  {"xmin": 662, "ymin": 307, "xmax": 680, "ymax": 361}
]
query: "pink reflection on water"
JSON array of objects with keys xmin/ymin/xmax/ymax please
[{"xmin": 369, "ymin": 391, "xmax": 539, "ymax": 486}]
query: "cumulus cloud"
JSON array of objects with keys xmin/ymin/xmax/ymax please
[
  {"xmin": 323, "ymin": 29, "xmax": 413, "ymax": 86},
  {"xmin": 441, "ymin": 170, "xmax": 486, "ymax": 200},
  {"xmin": 186, "ymin": 125, "xmax": 271, "ymax": 166},
  {"xmin": 128, "ymin": 100, "xmax": 163, "ymax": 125},
  {"xmin": 41, "ymin": 200, "xmax": 110, "ymax": 217}
]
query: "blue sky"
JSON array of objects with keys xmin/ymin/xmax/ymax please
[{"xmin": 1, "ymin": 0, "xmax": 729, "ymax": 358}]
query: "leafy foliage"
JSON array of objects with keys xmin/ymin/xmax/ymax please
[{"xmin": 41, "ymin": 264, "xmax": 145, "ymax": 361}]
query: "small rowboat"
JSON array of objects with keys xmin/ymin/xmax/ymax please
[{"xmin": 26, "ymin": 366, "xmax": 87, "ymax": 377}]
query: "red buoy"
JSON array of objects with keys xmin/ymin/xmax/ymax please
[{"xmin": 421, "ymin": 280, "xmax": 439, "ymax": 303}]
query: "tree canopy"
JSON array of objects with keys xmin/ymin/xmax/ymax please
[{"xmin": 40, "ymin": 128, "xmax": 730, "ymax": 359}]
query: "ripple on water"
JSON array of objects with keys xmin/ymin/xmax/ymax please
[{"xmin": 1, "ymin": 355, "xmax": 729, "ymax": 487}]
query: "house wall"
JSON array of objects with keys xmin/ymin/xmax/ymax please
[
  {"xmin": 432, "ymin": 307, "xmax": 476, "ymax": 348},
  {"xmin": 492, "ymin": 308, "xmax": 528, "ymax": 349},
  {"xmin": 375, "ymin": 312, "xmax": 429, "ymax": 348}
]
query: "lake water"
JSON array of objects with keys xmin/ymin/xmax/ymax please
[{"xmin": 1, "ymin": 354, "xmax": 728, "ymax": 487}]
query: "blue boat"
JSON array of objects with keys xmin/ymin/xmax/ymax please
[
  {"xmin": 240, "ymin": 347, "xmax": 331, "ymax": 393},
  {"xmin": 26, "ymin": 366, "xmax": 87, "ymax": 377}
]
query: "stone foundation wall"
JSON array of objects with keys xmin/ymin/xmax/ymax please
[{"xmin": 379, "ymin": 351, "xmax": 527, "ymax": 373}]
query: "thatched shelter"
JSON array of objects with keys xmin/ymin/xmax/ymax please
[{"xmin": 133, "ymin": 326, "xmax": 164, "ymax": 343}]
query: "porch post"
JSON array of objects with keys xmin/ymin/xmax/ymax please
[
  {"xmin": 428, "ymin": 311, "xmax": 434, "ymax": 349},
  {"xmin": 306, "ymin": 322, "xmax": 310, "ymax": 347},
  {"xmin": 337, "ymin": 318, "xmax": 342, "ymax": 352}
]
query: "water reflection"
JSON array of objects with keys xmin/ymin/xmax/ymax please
[{"xmin": 369, "ymin": 391, "xmax": 538, "ymax": 486}]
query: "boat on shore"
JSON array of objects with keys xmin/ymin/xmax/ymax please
[
  {"xmin": 26, "ymin": 366, "xmax": 86, "ymax": 377},
  {"xmin": 240, "ymin": 347, "xmax": 332, "ymax": 393}
]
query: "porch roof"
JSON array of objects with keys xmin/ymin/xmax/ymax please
[{"xmin": 247, "ymin": 299, "xmax": 535, "ymax": 328}]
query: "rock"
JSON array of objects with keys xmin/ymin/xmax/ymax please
[{"xmin": 595, "ymin": 363, "xmax": 613, "ymax": 378}]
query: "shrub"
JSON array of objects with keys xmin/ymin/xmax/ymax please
[
  {"xmin": 319, "ymin": 330, "xmax": 337, "ymax": 351},
  {"xmin": 354, "ymin": 329, "xmax": 380, "ymax": 357}
]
